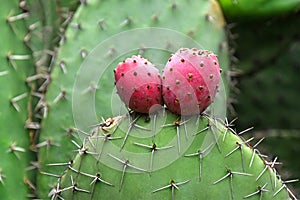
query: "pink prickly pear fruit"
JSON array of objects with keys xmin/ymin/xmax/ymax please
[
  {"xmin": 162, "ymin": 48, "xmax": 222, "ymax": 115},
  {"xmin": 114, "ymin": 55, "xmax": 163, "ymax": 114}
]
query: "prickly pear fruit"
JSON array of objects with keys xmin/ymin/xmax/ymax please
[
  {"xmin": 114, "ymin": 55, "xmax": 163, "ymax": 114},
  {"xmin": 162, "ymin": 48, "xmax": 221, "ymax": 115}
]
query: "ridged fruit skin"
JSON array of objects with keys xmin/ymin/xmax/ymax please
[
  {"xmin": 162, "ymin": 48, "xmax": 221, "ymax": 115},
  {"xmin": 114, "ymin": 55, "xmax": 163, "ymax": 114}
]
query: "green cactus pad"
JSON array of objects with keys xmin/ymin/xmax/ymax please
[
  {"xmin": 0, "ymin": 0, "xmax": 35, "ymax": 198},
  {"xmin": 36, "ymin": 0, "xmax": 230, "ymax": 198},
  {"xmin": 49, "ymin": 111, "xmax": 290, "ymax": 199}
]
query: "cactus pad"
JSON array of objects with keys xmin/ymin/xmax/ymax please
[
  {"xmin": 0, "ymin": 0, "xmax": 35, "ymax": 198},
  {"xmin": 50, "ymin": 111, "xmax": 290, "ymax": 199}
]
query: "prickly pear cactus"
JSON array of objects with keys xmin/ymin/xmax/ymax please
[
  {"xmin": 50, "ymin": 111, "xmax": 290, "ymax": 199},
  {"xmin": 0, "ymin": 0, "xmax": 35, "ymax": 198},
  {"xmin": 34, "ymin": 0, "xmax": 296, "ymax": 199},
  {"xmin": 36, "ymin": 0, "xmax": 230, "ymax": 197}
]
